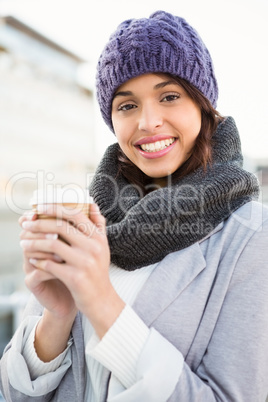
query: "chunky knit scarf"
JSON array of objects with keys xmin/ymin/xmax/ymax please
[{"xmin": 90, "ymin": 117, "xmax": 259, "ymax": 270}]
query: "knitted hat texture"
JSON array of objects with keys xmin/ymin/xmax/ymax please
[{"xmin": 96, "ymin": 10, "xmax": 218, "ymax": 132}]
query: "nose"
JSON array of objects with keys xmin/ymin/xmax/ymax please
[{"xmin": 138, "ymin": 103, "xmax": 163, "ymax": 132}]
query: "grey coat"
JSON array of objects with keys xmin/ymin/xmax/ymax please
[{"xmin": 1, "ymin": 201, "xmax": 268, "ymax": 401}]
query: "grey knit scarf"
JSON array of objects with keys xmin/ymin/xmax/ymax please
[{"xmin": 90, "ymin": 117, "xmax": 259, "ymax": 270}]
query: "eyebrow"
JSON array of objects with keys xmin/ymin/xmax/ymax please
[
  {"xmin": 154, "ymin": 80, "xmax": 178, "ymax": 89},
  {"xmin": 113, "ymin": 80, "xmax": 178, "ymax": 98},
  {"xmin": 113, "ymin": 90, "xmax": 133, "ymax": 98}
]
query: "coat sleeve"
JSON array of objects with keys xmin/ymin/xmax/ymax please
[
  {"xmin": 0, "ymin": 296, "xmax": 72, "ymax": 402},
  {"xmin": 104, "ymin": 217, "xmax": 268, "ymax": 402}
]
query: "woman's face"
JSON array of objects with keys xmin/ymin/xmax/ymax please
[{"xmin": 111, "ymin": 73, "xmax": 201, "ymax": 179}]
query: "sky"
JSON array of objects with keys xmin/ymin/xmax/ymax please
[{"xmin": 1, "ymin": 0, "xmax": 268, "ymax": 161}]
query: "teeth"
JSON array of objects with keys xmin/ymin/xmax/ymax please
[{"xmin": 140, "ymin": 138, "xmax": 175, "ymax": 152}]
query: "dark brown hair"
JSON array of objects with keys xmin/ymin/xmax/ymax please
[{"xmin": 116, "ymin": 74, "xmax": 224, "ymax": 194}]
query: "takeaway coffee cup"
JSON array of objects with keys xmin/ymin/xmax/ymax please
[{"xmin": 30, "ymin": 187, "xmax": 93, "ymax": 219}]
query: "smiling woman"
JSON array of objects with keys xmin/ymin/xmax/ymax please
[
  {"xmin": 112, "ymin": 73, "xmax": 223, "ymax": 191},
  {"xmin": 1, "ymin": 9, "xmax": 268, "ymax": 402},
  {"xmin": 111, "ymin": 73, "xmax": 202, "ymax": 181}
]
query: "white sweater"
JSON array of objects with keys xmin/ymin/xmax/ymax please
[{"xmin": 22, "ymin": 263, "xmax": 157, "ymax": 401}]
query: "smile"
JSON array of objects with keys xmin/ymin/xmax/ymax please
[
  {"xmin": 139, "ymin": 138, "xmax": 175, "ymax": 153},
  {"xmin": 135, "ymin": 137, "xmax": 177, "ymax": 159}
]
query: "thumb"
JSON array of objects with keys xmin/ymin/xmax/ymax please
[{"xmin": 89, "ymin": 203, "xmax": 106, "ymax": 233}]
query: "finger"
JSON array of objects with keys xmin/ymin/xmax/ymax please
[
  {"xmin": 24, "ymin": 266, "xmax": 56, "ymax": 289},
  {"xmin": 20, "ymin": 238, "xmax": 72, "ymax": 265},
  {"xmin": 21, "ymin": 218, "xmax": 82, "ymax": 246},
  {"xmin": 23, "ymin": 253, "xmax": 64, "ymax": 273},
  {"xmin": 28, "ymin": 259, "xmax": 74, "ymax": 289},
  {"xmin": 89, "ymin": 203, "xmax": 106, "ymax": 235},
  {"xmin": 38, "ymin": 203, "xmax": 107, "ymax": 238},
  {"xmin": 29, "ymin": 258, "xmax": 63, "ymax": 272},
  {"xmin": 18, "ymin": 211, "xmax": 37, "ymax": 226},
  {"xmin": 21, "ymin": 219, "xmax": 75, "ymax": 242},
  {"xmin": 21, "ymin": 218, "xmax": 61, "ymax": 233},
  {"xmin": 20, "ymin": 229, "xmax": 58, "ymax": 241},
  {"xmin": 20, "ymin": 215, "xmax": 96, "ymax": 245},
  {"xmin": 28, "ymin": 258, "xmax": 57, "ymax": 272},
  {"xmin": 24, "ymin": 251, "xmax": 62, "ymax": 261},
  {"xmin": 35, "ymin": 204, "xmax": 98, "ymax": 237},
  {"xmin": 28, "ymin": 257, "xmax": 94, "ymax": 294}
]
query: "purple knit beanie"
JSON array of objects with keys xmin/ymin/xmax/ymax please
[{"xmin": 96, "ymin": 10, "xmax": 218, "ymax": 132}]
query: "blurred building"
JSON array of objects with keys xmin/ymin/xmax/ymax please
[{"xmin": 0, "ymin": 15, "xmax": 97, "ymax": 356}]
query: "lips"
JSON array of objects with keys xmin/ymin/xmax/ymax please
[
  {"xmin": 135, "ymin": 135, "xmax": 177, "ymax": 159},
  {"xmin": 139, "ymin": 138, "xmax": 175, "ymax": 152},
  {"xmin": 135, "ymin": 134, "xmax": 175, "ymax": 146}
]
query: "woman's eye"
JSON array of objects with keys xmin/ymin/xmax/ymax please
[
  {"xmin": 162, "ymin": 94, "xmax": 180, "ymax": 102},
  {"xmin": 118, "ymin": 103, "xmax": 136, "ymax": 111}
]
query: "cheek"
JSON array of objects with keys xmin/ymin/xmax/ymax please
[
  {"xmin": 113, "ymin": 130, "xmax": 127, "ymax": 151},
  {"xmin": 111, "ymin": 114, "xmax": 119, "ymax": 134},
  {"xmin": 183, "ymin": 106, "xmax": 202, "ymax": 138},
  {"xmin": 112, "ymin": 116, "xmax": 136, "ymax": 153},
  {"xmin": 112, "ymin": 126, "xmax": 132, "ymax": 160},
  {"xmin": 112, "ymin": 116, "xmax": 128, "ymax": 143}
]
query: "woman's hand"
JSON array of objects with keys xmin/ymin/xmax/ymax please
[
  {"xmin": 20, "ymin": 204, "xmax": 125, "ymax": 338},
  {"xmin": 19, "ymin": 211, "xmax": 77, "ymax": 321}
]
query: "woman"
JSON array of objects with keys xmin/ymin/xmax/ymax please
[{"xmin": 1, "ymin": 10, "xmax": 268, "ymax": 402}]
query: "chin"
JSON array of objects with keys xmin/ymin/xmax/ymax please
[{"xmin": 144, "ymin": 168, "xmax": 177, "ymax": 179}]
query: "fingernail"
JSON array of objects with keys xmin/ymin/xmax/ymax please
[
  {"xmin": 29, "ymin": 258, "xmax": 37, "ymax": 265},
  {"xmin": 25, "ymin": 212, "xmax": 36, "ymax": 220},
  {"xmin": 22, "ymin": 221, "xmax": 32, "ymax": 229},
  {"xmin": 45, "ymin": 233, "xmax": 58, "ymax": 240},
  {"xmin": 20, "ymin": 240, "xmax": 30, "ymax": 248},
  {"xmin": 53, "ymin": 254, "xmax": 63, "ymax": 263},
  {"xmin": 91, "ymin": 203, "xmax": 100, "ymax": 213},
  {"xmin": 37, "ymin": 205, "xmax": 48, "ymax": 213}
]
